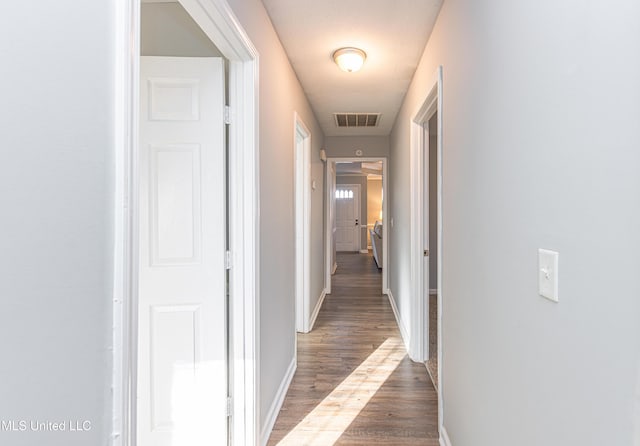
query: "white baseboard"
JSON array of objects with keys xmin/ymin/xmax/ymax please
[
  {"xmin": 260, "ymin": 357, "xmax": 296, "ymax": 446},
  {"xmin": 308, "ymin": 289, "xmax": 327, "ymax": 331},
  {"xmin": 386, "ymin": 289, "xmax": 410, "ymax": 354},
  {"xmin": 440, "ymin": 426, "xmax": 452, "ymax": 446},
  {"xmin": 332, "ymin": 262, "xmax": 337, "ymax": 274},
  {"xmin": 429, "ymin": 288, "xmax": 438, "ymax": 295},
  {"xmin": 359, "ymin": 249, "xmax": 369, "ymax": 254}
]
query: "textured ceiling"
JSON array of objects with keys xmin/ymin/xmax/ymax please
[{"xmin": 262, "ymin": 0, "xmax": 443, "ymax": 136}]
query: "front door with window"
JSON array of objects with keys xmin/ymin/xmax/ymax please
[{"xmin": 335, "ymin": 184, "xmax": 361, "ymax": 252}]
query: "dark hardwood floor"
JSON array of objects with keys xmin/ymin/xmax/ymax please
[{"xmin": 267, "ymin": 252, "xmax": 439, "ymax": 446}]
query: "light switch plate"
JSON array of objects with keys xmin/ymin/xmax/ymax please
[{"xmin": 538, "ymin": 249, "xmax": 559, "ymax": 302}]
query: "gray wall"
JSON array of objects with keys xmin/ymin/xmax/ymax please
[
  {"xmin": 336, "ymin": 175, "xmax": 368, "ymax": 250},
  {"xmin": 0, "ymin": 1, "xmax": 325, "ymax": 444},
  {"xmin": 428, "ymin": 114, "xmax": 438, "ymax": 290},
  {"xmin": 325, "ymin": 135, "xmax": 389, "ymax": 158},
  {"xmin": 141, "ymin": 2, "xmax": 224, "ymax": 57},
  {"xmin": 226, "ymin": 0, "xmax": 325, "ymax": 432},
  {"xmin": 389, "ymin": 0, "xmax": 640, "ymax": 445},
  {"xmin": 0, "ymin": 2, "xmax": 114, "ymax": 445},
  {"xmin": 141, "ymin": 3, "xmax": 230, "ymax": 104}
]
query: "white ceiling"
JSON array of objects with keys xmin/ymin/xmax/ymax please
[{"xmin": 262, "ymin": 0, "xmax": 443, "ymax": 136}]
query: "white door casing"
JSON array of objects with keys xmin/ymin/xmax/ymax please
[
  {"xmin": 324, "ymin": 161, "xmax": 338, "ymax": 294},
  {"xmin": 409, "ymin": 66, "xmax": 443, "ymax": 439},
  {"xmin": 410, "ymin": 67, "xmax": 442, "ymax": 364},
  {"xmin": 325, "ymin": 158, "xmax": 388, "ymax": 295},
  {"xmin": 327, "ymin": 163, "xmax": 338, "ymax": 274},
  {"xmin": 137, "ymin": 56, "xmax": 227, "ymax": 446},
  {"xmin": 294, "ymin": 113, "xmax": 311, "ymax": 333},
  {"xmin": 330, "ymin": 164, "xmax": 337, "ymax": 276},
  {"xmin": 113, "ymin": 2, "xmax": 260, "ymax": 445},
  {"xmin": 335, "ymin": 184, "xmax": 361, "ymax": 252}
]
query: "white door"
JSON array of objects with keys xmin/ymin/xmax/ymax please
[
  {"xmin": 138, "ymin": 56, "xmax": 227, "ymax": 446},
  {"xmin": 335, "ymin": 184, "xmax": 361, "ymax": 251}
]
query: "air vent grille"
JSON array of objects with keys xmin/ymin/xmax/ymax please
[{"xmin": 334, "ymin": 113, "xmax": 380, "ymax": 128}]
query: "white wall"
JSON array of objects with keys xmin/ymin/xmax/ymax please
[
  {"xmin": 389, "ymin": 0, "xmax": 640, "ymax": 445},
  {"xmin": 325, "ymin": 135, "xmax": 389, "ymax": 158},
  {"xmin": 226, "ymin": 0, "xmax": 325, "ymax": 431},
  {"xmin": 0, "ymin": 2, "xmax": 114, "ymax": 445}
]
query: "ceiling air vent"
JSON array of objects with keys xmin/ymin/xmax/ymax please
[{"xmin": 334, "ymin": 113, "xmax": 380, "ymax": 128}]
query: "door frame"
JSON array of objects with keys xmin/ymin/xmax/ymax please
[
  {"xmin": 112, "ymin": 1, "xmax": 260, "ymax": 445},
  {"xmin": 294, "ymin": 113, "xmax": 311, "ymax": 333},
  {"xmin": 324, "ymin": 157, "xmax": 388, "ymax": 295},
  {"xmin": 409, "ymin": 66, "xmax": 443, "ymax": 435},
  {"xmin": 334, "ymin": 183, "xmax": 362, "ymax": 252}
]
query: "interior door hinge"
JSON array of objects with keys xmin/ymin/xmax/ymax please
[
  {"xmin": 226, "ymin": 397, "xmax": 233, "ymax": 417},
  {"xmin": 224, "ymin": 105, "xmax": 232, "ymax": 125},
  {"xmin": 424, "ymin": 249, "xmax": 429, "ymax": 257},
  {"xmin": 225, "ymin": 250, "xmax": 232, "ymax": 270}
]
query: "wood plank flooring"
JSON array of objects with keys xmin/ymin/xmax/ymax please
[
  {"xmin": 267, "ymin": 252, "xmax": 439, "ymax": 446},
  {"xmin": 426, "ymin": 294, "xmax": 438, "ymax": 389}
]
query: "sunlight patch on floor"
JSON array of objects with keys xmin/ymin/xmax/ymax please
[{"xmin": 276, "ymin": 337, "xmax": 406, "ymax": 446}]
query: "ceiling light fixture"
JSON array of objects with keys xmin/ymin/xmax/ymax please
[{"xmin": 332, "ymin": 47, "xmax": 366, "ymax": 73}]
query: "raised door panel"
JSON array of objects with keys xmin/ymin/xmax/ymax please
[
  {"xmin": 150, "ymin": 304, "xmax": 201, "ymax": 431},
  {"xmin": 149, "ymin": 78, "xmax": 200, "ymax": 121},
  {"xmin": 150, "ymin": 145, "xmax": 202, "ymax": 265}
]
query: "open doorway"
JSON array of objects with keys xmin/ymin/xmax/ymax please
[
  {"xmin": 409, "ymin": 65, "xmax": 443, "ymax": 436},
  {"xmin": 113, "ymin": 1, "xmax": 259, "ymax": 445},
  {"xmin": 137, "ymin": 3, "xmax": 228, "ymax": 445},
  {"xmin": 325, "ymin": 158, "xmax": 388, "ymax": 295},
  {"xmin": 425, "ymin": 112, "xmax": 439, "ymax": 387}
]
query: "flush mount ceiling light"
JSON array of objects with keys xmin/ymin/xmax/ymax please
[{"xmin": 332, "ymin": 47, "xmax": 367, "ymax": 73}]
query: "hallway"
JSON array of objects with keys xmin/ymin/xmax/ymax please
[{"xmin": 267, "ymin": 252, "xmax": 439, "ymax": 445}]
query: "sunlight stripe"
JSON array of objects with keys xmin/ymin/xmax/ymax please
[{"xmin": 276, "ymin": 337, "xmax": 406, "ymax": 445}]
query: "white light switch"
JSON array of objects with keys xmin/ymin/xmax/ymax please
[{"xmin": 538, "ymin": 249, "xmax": 559, "ymax": 302}]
